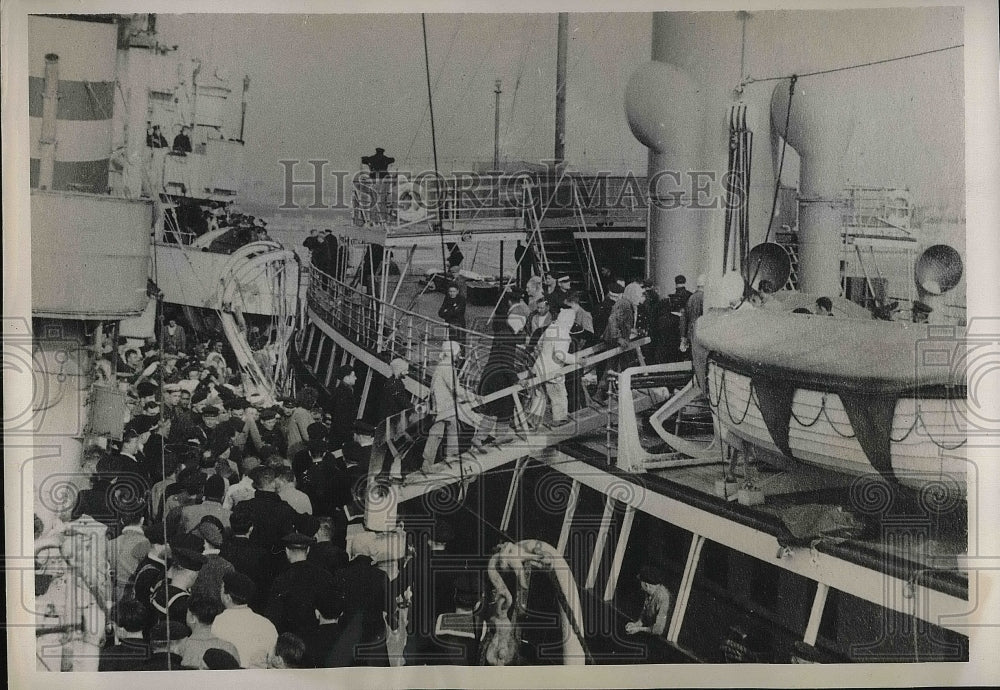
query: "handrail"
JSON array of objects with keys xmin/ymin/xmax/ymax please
[{"xmin": 572, "ymin": 179, "xmax": 606, "ymax": 304}]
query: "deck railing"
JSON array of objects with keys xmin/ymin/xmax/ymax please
[
  {"xmin": 351, "ymin": 173, "xmax": 648, "ymax": 236},
  {"xmin": 307, "ymin": 264, "xmax": 495, "ymax": 386}
]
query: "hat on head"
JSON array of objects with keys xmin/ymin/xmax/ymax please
[
  {"xmin": 607, "ymin": 281, "xmax": 625, "ymax": 295},
  {"xmin": 281, "ymin": 529, "xmax": 317, "ymax": 548},
  {"xmin": 169, "ymin": 533, "xmax": 207, "ymax": 570},
  {"xmin": 353, "ymin": 420, "xmax": 376, "ymax": 436},
  {"xmin": 557, "ymin": 275, "xmax": 571, "ymax": 283},
  {"xmin": 125, "ymin": 415, "xmax": 158, "ymax": 437},
  {"xmin": 674, "ymin": 275, "xmax": 687, "ymax": 285},
  {"xmin": 375, "ymin": 147, "xmax": 385, "ymax": 153},
  {"xmin": 201, "ymin": 405, "xmax": 220, "ymax": 418},
  {"xmin": 149, "ymin": 620, "xmax": 191, "ymax": 644},
  {"xmin": 335, "ymin": 364, "xmax": 355, "ymax": 381},
  {"xmin": 203, "ymin": 648, "xmax": 241, "ymax": 670},
  {"xmin": 136, "ymin": 381, "xmax": 159, "ymax": 398},
  {"xmin": 259, "ymin": 408, "xmax": 278, "ymax": 421},
  {"xmin": 192, "ymin": 519, "xmax": 224, "ymax": 548},
  {"xmin": 223, "ymin": 571, "xmax": 256, "ymax": 602}
]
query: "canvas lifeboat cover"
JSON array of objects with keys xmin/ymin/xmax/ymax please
[{"xmin": 692, "ymin": 295, "xmax": 965, "ymax": 397}]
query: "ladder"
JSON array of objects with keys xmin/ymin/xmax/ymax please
[{"xmin": 774, "ymin": 227, "xmax": 800, "ymax": 290}]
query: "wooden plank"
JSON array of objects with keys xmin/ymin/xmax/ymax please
[
  {"xmin": 804, "ymin": 582, "xmax": 829, "ymax": 646},
  {"xmin": 603, "ymin": 505, "xmax": 636, "ymax": 602},
  {"xmin": 667, "ymin": 534, "xmax": 705, "ymax": 643},
  {"xmin": 556, "ymin": 479, "xmax": 581, "ymax": 555},
  {"xmin": 584, "ymin": 495, "xmax": 616, "ymax": 590}
]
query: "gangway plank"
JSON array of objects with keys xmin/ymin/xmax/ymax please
[{"xmin": 387, "ymin": 384, "xmax": 664, "ymax": 504}]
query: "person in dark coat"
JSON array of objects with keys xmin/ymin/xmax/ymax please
[
  {"xmin": 667, "ymin": 274, "xmax": 693, "ymax": 313},
  {"xmin": 141, "ymin": 621, "xmax": 195, "ymax": 670},
  {"xmin": 100, "ymin": 599, "xmax": 152, "ymax": 671},
  {"xmin": 645, "ymin": 289, "xmax": 684, "ymax": 364},
  {"xmin": 218, "ymin": 509, "xmax": 270, "ymax": 613},
  {"xmin": 229, "ymin": 467, "xmax": 301, "ymax": 568},
  {"xmin": 306, "ymin": 516, "xmax": 350, "ymax": 576},
  {"xmin": 361, "ymin": 147, "xmax": 394, "ymax": 180},
  {"xmin": 340, "ymin": 555, "xmax": 391, "ymax": 666},
  {"xmin": 438, "ymin": 285, "xmax": 467, "ymax": 344},
  {"xmin": 266, "ymin": 531, "xmax": 339, "ymax": 637},
  {"xmin": 171, "ymin": 126, "xmax": 193, "ymax": 154},
  {"xmin": 474, "ymin": 313, "xmax": 527, "ymax": 443},
  {"xmin": 379, "ymin": 358, "xmax": 412, "ymax": 439},
  {"xmin": 326, "ymin": 366, "xmax": 358, "ymax": 452}
]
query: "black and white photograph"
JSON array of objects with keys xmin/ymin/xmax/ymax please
[{"xmin": 3, "ymin": 1, "xmax": 999, "ymax": 687}]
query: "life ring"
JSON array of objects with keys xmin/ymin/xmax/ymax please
[{"xmin": 397, "ymin": 183, "xmax": 428, "ymax": 223}]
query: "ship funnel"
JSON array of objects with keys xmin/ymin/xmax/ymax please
[
  {"xmin": 742, "ymin": 242, "xmax": 791, "ymax": 293},
  {"xmin": 914, "ymin": 244, "xmax": 963, "ymax": 321}
]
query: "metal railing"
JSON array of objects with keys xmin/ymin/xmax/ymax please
[
  {"xmin": 350, "ymin": 173, "xmax": 649, "ymax": 237},
  {"xmin": 307, "ymin": 264, "xmax": 495, "ymax": 386}
]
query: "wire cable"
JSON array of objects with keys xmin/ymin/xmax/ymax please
[{"xmin": 743, "ymin": 44, "xmax": 963, "ymax": 85}]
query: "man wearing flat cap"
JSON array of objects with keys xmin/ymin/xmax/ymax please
[{"xmin": 265, "ymin": 528, "xmax": 339, "ymax": 638}]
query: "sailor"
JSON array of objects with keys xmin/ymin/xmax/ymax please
[
  {"xmin": 172, "ymin": 125, "xmax": 193, "ymax": 154},
  {"xmin": 432, "ymin": 572, "xmax": 486, "ymax": 665},
  {"xmin": 303, "ymin": 229, "xmax": 322, "ymax": 256},
  {"xmin": 266, "ymin": 529, "xmax": 339, "ymax": 637},
  {"xmin": 327, "ymin": 365, "xmax": 359, "ymax": 452},
  {"xmin": 189, "ymin": 516, "xmax": 236, "ymax": 605},
  {"xmin": 361, "ymin": 147, "xmax": 395, "ymax": 180},
  {"xmin": 148, "ymin": 533, "xmax": 206, "ymax": 627}
]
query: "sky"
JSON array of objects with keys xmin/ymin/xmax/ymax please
[
  {"xmin": 156, "ymin": 12, "xmax": 652, "ymax": 209},
  {"xmin": 153, "ymin": 10, "xmax": 964, "ymax": 216}
]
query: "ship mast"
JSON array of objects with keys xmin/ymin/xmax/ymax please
[{"xmin": 554, "ymin": 12, "xmax": 568, "ymax": 166}]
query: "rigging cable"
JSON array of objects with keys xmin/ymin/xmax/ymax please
[
  {"xmin": 742, "ymin": 43, "xmax": 963, "ymax": 85},
  {"xmin": 422, "ymin": 13, "xmax": 467, "ymax": 492},
  {"xmin": 403, "ymin": 15, "xmax": 465, "ymax": 166}
]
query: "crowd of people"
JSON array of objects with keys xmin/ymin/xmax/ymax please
[
  {"xmin": 38, "ymin": 316, "xmax": 448, "ymax": 671},
  {"xmin": 403, "ymin": 262, "xmax": 711, "ymax": 473}
]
